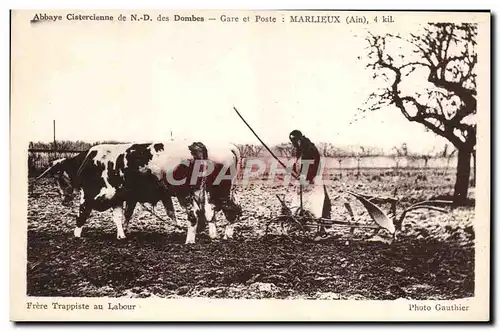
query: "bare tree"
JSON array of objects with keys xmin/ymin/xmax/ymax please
[
  {"xmin": 274, "ymin": 143, "xmax": 295, "ymax": 158},
  {"xmin": 235, "ymin": 144, "xmax": 246, "ymax": 158},
  {"xmin": 317, "ymin": 142, "xmax": 333, "ymax": 157},
  {"xmin": 445, "ymin": 149, "xmax": 458, "ymax": 175},
  {"xmin": 235, "ymin": 144, "xmax": 264, "ymax": 158},
  {"xmin": 441, "ymin": 143, "xmax": 449, "ymax": 158},
  {"xmin": 362, "ymin": 23, "xmax": 477, "ymax": 204},
  {"xmin": 400, "ymin": 143, "xmax": 408, "ymax": 157},
  {"xmin": 391, "ymin": 146, "xmax": 402, "ymax": 174},
  {"xmin": 356, "ymin": 146, "xmax": 364, "ymax": 176},
  {"xmin": 248, "ymin": 145, "xmax": 264, "ymax": 157},
  {"xmin": 471, "ymin": 146, "xmax": 476, "ymax": 187},
  {"xmin": 317, "ymin": 142, "xmax": 354, "ymax": 158},
  {"xmin": 422, "ymin": 153, "xmax": 432, "ymax": 169}
]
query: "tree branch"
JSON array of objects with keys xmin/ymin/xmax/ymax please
[{"xmin": 362, "ymin": 24, "xmax": 477, "ymax": 150}]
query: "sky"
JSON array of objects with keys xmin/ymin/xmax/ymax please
[{"xmin": 12, "ymin": 10, "xmax": 479, "ymax": 155}]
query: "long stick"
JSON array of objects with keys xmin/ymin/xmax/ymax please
[
  {"xmin": 300, "ymin": 182, "xmax": 303, "ymax": 213},
  {"xmin": 53, "ymin": 120, "xmax": 57, "ymax": 150},
  {"xmin": 233, "ymin": 106, "xmax": 299, "ymax": 179}
]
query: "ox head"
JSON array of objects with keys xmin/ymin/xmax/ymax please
[
  {"xmin": 35, "ymin": 158, "xmax": 76, "ymax": 206},
  {"xmin": 188, "ymin": 142, "xmax": 208, "ymax": 160}
]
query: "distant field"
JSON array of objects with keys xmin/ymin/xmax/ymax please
[
  {"xmin": 28, "ymin": 149, "xmax": 459, "ymax": 178},
  {"xmin": 245, "ymin": 155, "xmax": 459, "ymax": 170}
]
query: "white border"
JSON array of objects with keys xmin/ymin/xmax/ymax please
[{"xmin": 3, "ymin": 1, "xmax": 498, "ymax": 330}]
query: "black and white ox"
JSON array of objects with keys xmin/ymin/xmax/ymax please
[{"xmin": 35, "ymin": 141, "xmax": 242, "ymax": 244}]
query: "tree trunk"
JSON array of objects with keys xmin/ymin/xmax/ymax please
[
  {"xmin": 472, "ymin": 150, "xmax": 476, "ymax": 187},
  {"xmin": 453, "ymin": 147, "xmax": 472, "ymax": 205}
]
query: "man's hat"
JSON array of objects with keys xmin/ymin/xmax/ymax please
[{"xmin": 289, "ymin": 130, "xmax": 303, "ymax": 140}]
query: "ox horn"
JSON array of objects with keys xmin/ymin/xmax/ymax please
[
  {"xmin": 34, "ymin": 157, "xmax": 66, "ymax": 181},
  {"xmin": 35, "ymin": 165, "xmax": 55, "ymax": 181}
]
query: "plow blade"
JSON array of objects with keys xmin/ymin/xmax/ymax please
[{"xmin": 347, "ymin": 191, "xmax": 396, "ymax": 234}]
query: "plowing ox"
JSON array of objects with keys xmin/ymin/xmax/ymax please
[{"xmin": 35, "ymin": 141, "xmax": 242, "ymax": 244}]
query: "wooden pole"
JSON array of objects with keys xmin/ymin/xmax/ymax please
[
  {"xmin": 53, "ymin": 120, "xmax": 57, "ymax": 151},
  {"xmin": 232, "ymin": 106, "xmax": 299, "ymax": 179}
]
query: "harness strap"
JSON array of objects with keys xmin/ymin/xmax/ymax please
[{"xmin": 139, "ymin": 202, "xmax": 184, "ymax": 230}]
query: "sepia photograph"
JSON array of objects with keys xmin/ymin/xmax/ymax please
[{"xmin": 10, "ymin": 9, "xmax": 490, "ymax": 321}]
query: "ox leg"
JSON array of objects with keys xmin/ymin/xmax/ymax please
[
  {"xmin": 74, "ymin": 200, "xmax": 91, "ymax": 238},
  {"xmin": 113, "ymin": 205, "xmax": 127, "ymax": 240},
  {"xmin": 222, "ymin": 198, "xmax": 242, "ymax": 240},
  {"xmin": 123, "ymin": 200, "xmax": 137, "ymax": 232},
  {"xmin": 208, "ymin": 222, "xmax": 218, "ymax": 239},
  {"xmin": 204, "ymin": 203, "xmax": 218, "ymax": 239},
  {"xmin": 223, "ymin": 215, "xmax": 235, "ymax": 240},
  {"xmin": 161, "ymin": 196, "xmax": 178, "ymax": 227},
  {"xmin": 186, "ymin": 210, "xmax": 198, "ymax": 244},
  {"xmin": 178, "ymin": 195, "xmax": 199, "ymax": 244},
  {"xmin": 208, "ymin": 212, "xmax": 218, "ymax": 240}
]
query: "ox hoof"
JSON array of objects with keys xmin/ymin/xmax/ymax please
[
  {"xmin": 208, "ymin": 223, "xmax": 218, "ymax": 240},
  {"xmin": 222, "ymin": 234, "xmax": 234, "ymax": 240},
  {"xmin": 74, "ymin": 227, "xmax": 83, "ymax": 238},
  {"xmin": 223, "ymin": 225, "xmax": 234, "ymax": 240},
  {"xmin": 116, "ymin": 233, "xmax": 127, "ymax": 240}
]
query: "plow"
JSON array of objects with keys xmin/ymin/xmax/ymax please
[
  {"xmin": 232, "ymin": 106, "xmax": 454, "ymax": 242},
  {"xmin": 264, "ymin": 188, "xmax": 453, "ymax": 242},
  {"xmin": 231, "ymin": 106, "xmax": 455, "ymax": 243}
]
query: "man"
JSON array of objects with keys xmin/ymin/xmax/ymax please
[
  {"xmin": 289, "ymin": 130, "xmax": 331, "ymax": 239},
  {"xmin": 289, "ymin": 129, "xmax": 321, "ymax": 185}
]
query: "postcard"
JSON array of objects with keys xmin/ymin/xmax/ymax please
[{"xmin": 10, "ymin": 9, "xmax": 490, "ymax": 322}]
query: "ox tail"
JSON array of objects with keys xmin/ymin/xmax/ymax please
[
  {"xmin": 230, "ymin": 144, "xmax": 241, "ymax": 183},
  {"xmin": 229, "ymin": 144, "xmax": 242, "ymax": 203}
]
